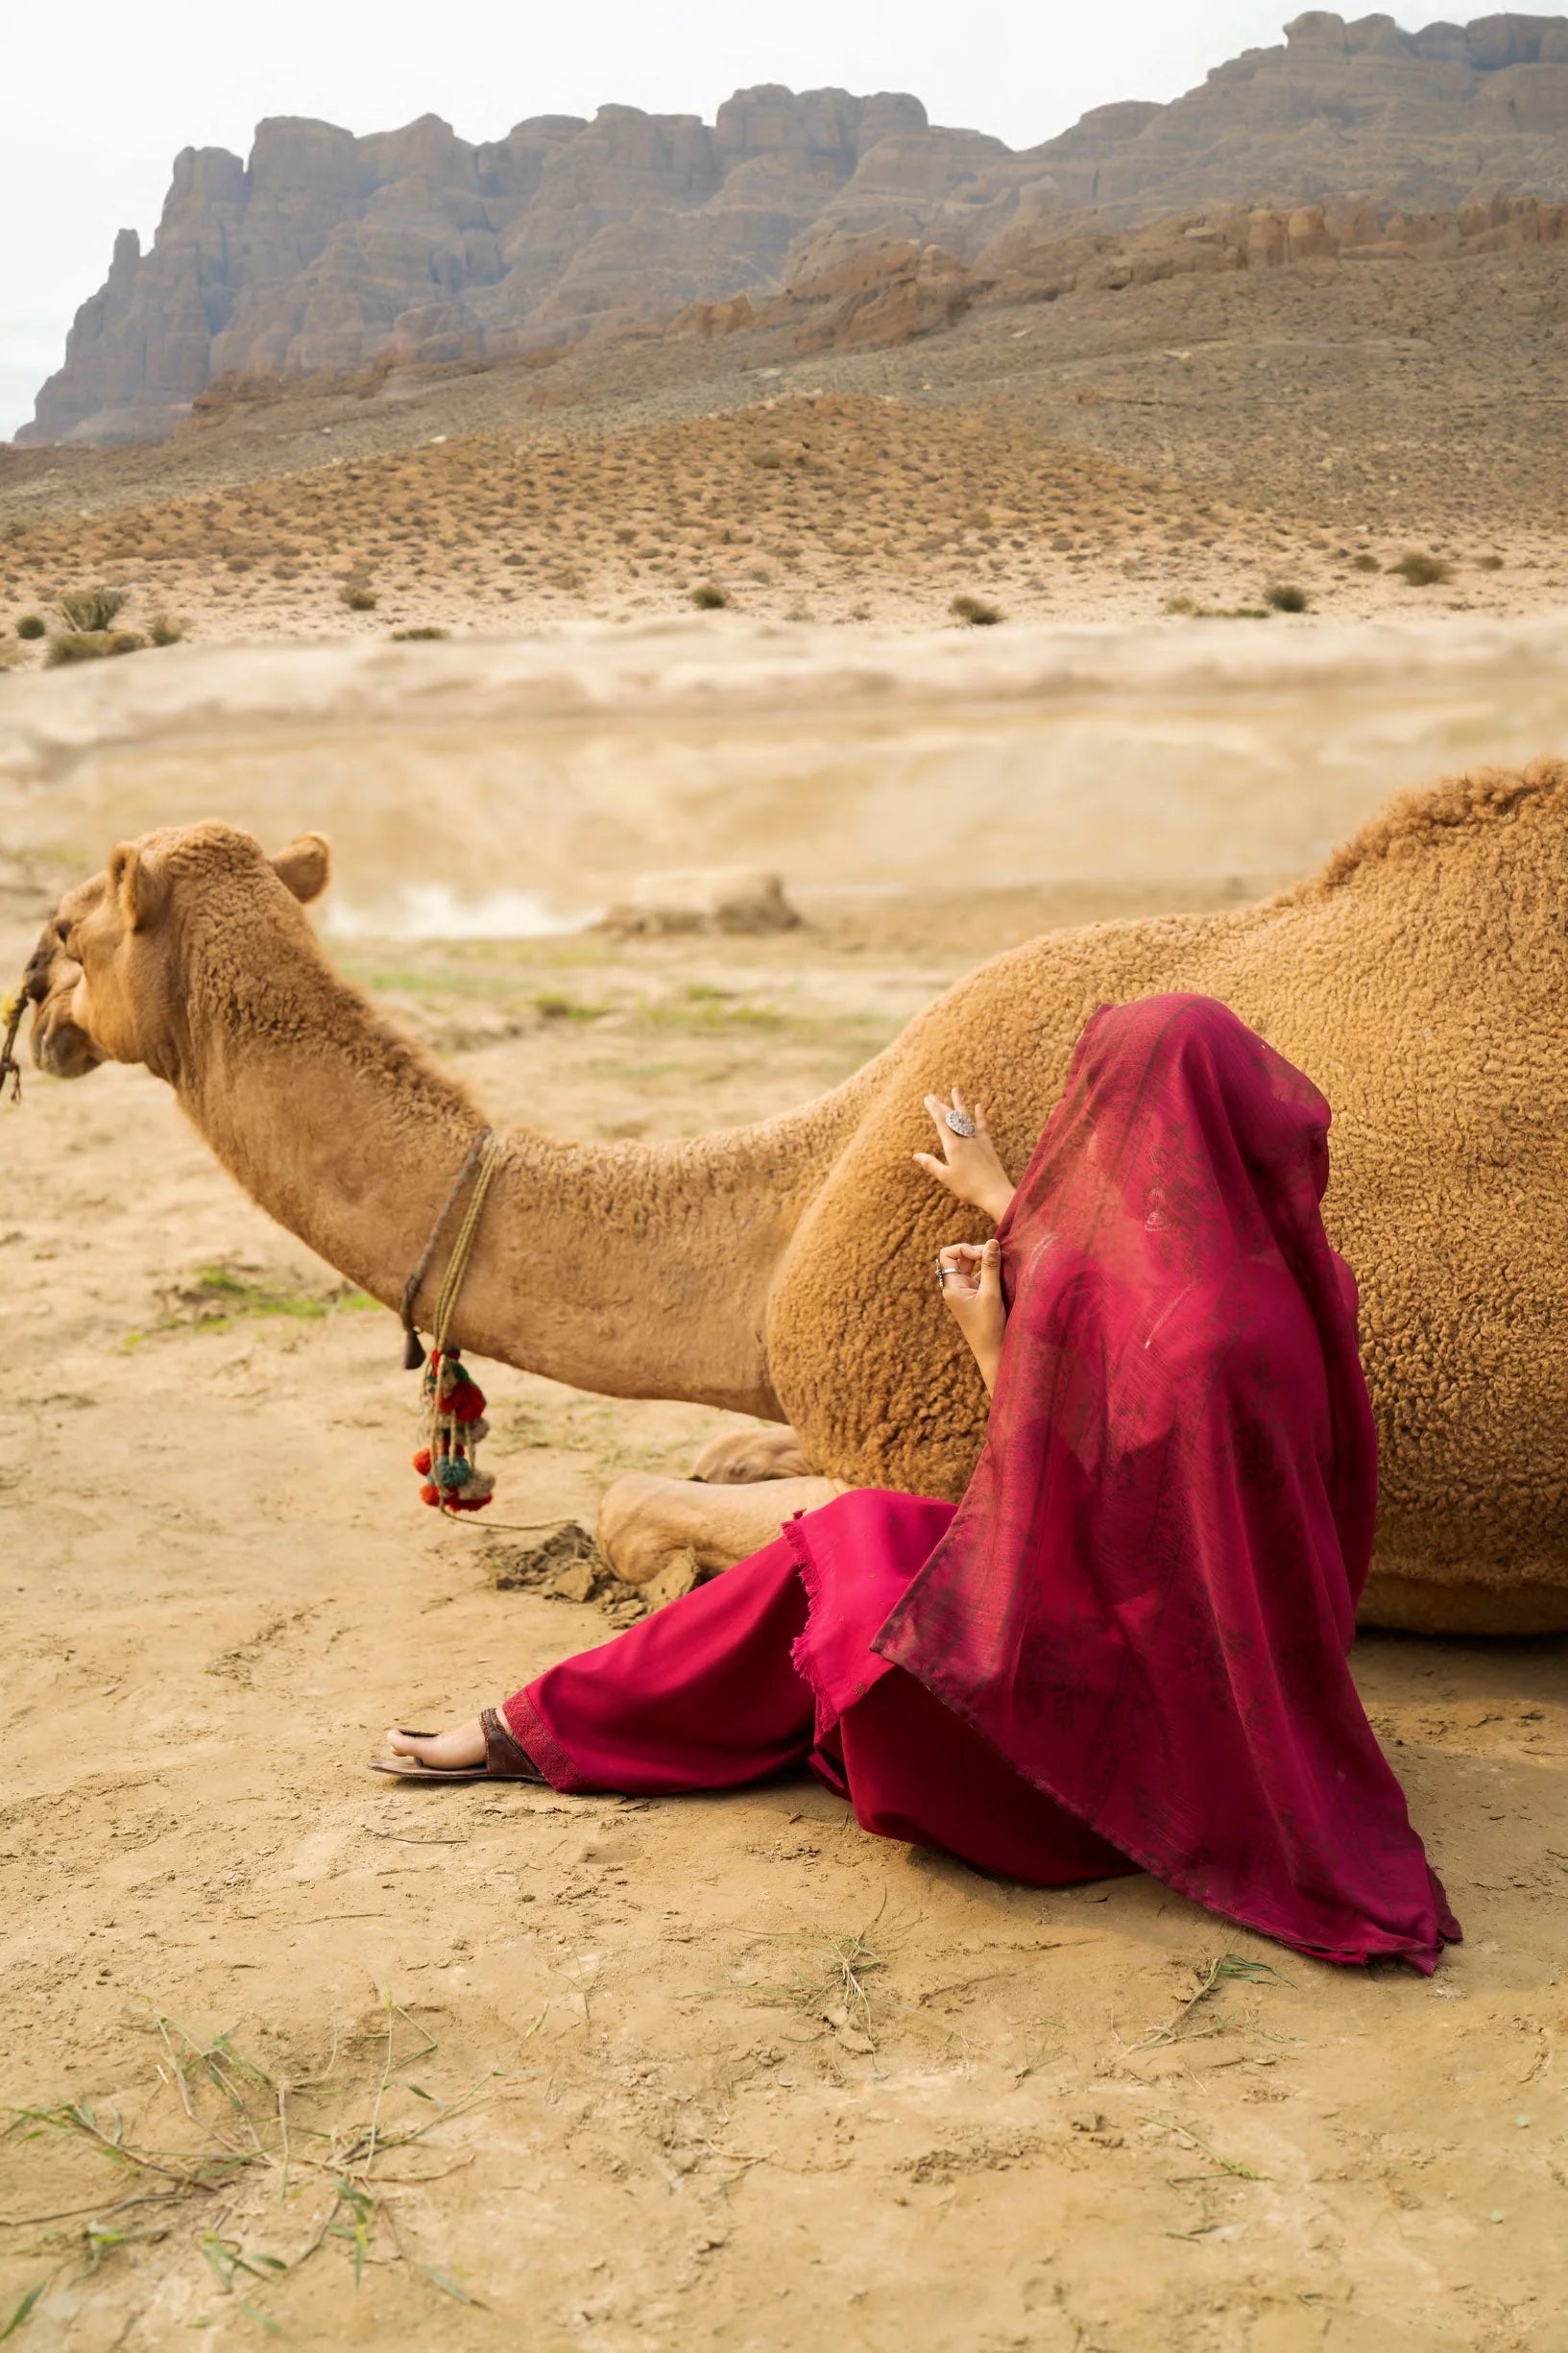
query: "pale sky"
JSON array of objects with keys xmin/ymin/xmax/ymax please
[{"xmin": 0, "ymin": 0, "xmax": 1432, "ymax": 439}]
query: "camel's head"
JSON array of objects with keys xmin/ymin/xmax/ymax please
[{"xmin": 29, "ymin": 824, "xmax": 331, "ymax": 1082}]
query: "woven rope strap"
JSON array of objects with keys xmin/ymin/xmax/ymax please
[
  {"xmin": 399, "ymin": 1127, "xmax": 492, "ymax": 1346},
  {"xmin": 429, "ymin": 1132, "xmax": 504, "ymax": 1354}
]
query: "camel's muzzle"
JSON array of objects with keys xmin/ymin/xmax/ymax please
[{"xmin": 20, "ymin": 929, "xmax": 102, "ymax": 1081}]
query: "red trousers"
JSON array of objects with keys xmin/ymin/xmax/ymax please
[{"xmin": 504, "ymin": 1528, "xmax": 1130, "ymax": 1889}]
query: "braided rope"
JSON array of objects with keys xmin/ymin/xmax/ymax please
[
  {"xmin": 429, "ymin": 1131, "xmax": 504, "ymax": 1354},
  {"xmin": 399, "ymin": 1126, "xmax": 492, "ymax": 1349}
]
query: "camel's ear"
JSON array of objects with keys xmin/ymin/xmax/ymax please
[
  {"xmin": 272, "ymin": 833, "xmax": 330, "ymax": 905},
  {"xmin": 108, "ymin": 841, "xmax": 169, "ymax": 934}
]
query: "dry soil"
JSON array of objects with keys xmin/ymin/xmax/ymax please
[{"xmin": 3, "ymin": 255, "xmax": 1568, "ymax": 2353}]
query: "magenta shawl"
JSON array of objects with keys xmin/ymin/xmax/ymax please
[{"xmin": 875, "ymin": 993, "xmax": 1459, "ymax": 1971}]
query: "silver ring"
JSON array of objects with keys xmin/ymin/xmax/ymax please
[
  {"xmin": 945, "ymin": 1108, "xmax": 977, "ymax": 1138},
  {"xmin": 934, "ymin": 1257, "xmax": 947, "ymax": 1286}
]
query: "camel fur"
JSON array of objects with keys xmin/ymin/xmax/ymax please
[{"xmin": 26, "ymin": 760, "xmax": 1568, "ymax": 1637}]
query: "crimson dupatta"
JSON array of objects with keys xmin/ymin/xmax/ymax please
[{"xmin": 875, "ymin": 993, "xmax": 1459, "ymax": 1971}]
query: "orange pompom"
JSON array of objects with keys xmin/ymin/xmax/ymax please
[
  {"xmin": 420, "ymin": 1481, "xmax": 441, "ymax": 1507},
  {"xmin": 412, "ymin": 1447, "xmax": 432, "ymax": 1475}
]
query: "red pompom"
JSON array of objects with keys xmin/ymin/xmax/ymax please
[
  {"xmin": 420, "ymin": 1481, "xmax": 441, "ymax": 1507},
  {"xmin": 450, "ymin": 1492, "xmax": 493, "ymax": 1512},
  {"xmin": 412, "ymin": 1446, "xmax": 432, "ymax": 1475},
  {"xmin": 450, "ymin": 1384, "xmax": 486, "ymax": 1422}
]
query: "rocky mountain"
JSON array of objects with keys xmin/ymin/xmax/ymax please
[{"xmin": 19, "ymin": 10, "xmax": 1568, "ymax": 446}]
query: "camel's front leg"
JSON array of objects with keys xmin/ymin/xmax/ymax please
[{"xmin": 596, "ymin": 1472, "xmax": 843, "ymax": 1588}]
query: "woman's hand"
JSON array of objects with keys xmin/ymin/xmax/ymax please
[
  {"xmin": 913, "ymin": 1087, "xmax": 1014, "ymax": 1225},
  {"xmin": 937, "ymin": 1238, "xmax": 1008, "ymax": 1395}
]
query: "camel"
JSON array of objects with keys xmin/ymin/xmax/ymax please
[{"xmin": 23, "ymin": 758, "xmax": 1568, "ymax": 1636}]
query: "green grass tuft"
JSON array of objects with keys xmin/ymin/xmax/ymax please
[
  {"xmin": 0, "ymin": 1997, "xmax": 493, "ymax": 2329},
  {"xmin": 534, "ymin": 990, "xmax": 607, "ymax": 1023},
  {"xmin": 126, "ymin": 1265, "xmax": 375, "ymax": 1346}
]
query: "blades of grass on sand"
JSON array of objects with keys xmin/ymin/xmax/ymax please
[
  {"xmin": 418, "ymin": 2264, "xmax": 487, "ymax": 2307},
  {"xmin": 0, "ymin": 2283, "xmax": 46, "ymax": 2342},
  {"xmin": 746, "ymin": 1901, "xmax": 893, "ymax": 2043},
  {"xmin": 1129, "ymin": 1952, "xmax": 1291, "ymax": 2050},
  {"xmin": 3, "ymin": 2001, "xmax": 493, "ymax": 2319},
  {"xmin": 1144, "ymin": 2112, "xmax": 1271, "ymax": 2180},
  {"xmin": 5, "ymin": 2101, "xmax": 253, "ymax": 2193},
  {"xmin": 325, "ymin": 2185, "xmax": 377, "ymax": 2288}
]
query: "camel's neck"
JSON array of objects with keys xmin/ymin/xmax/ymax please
[{"xmin": 175, "ymin": 917, "xmax": 837, "ymax": 1415}]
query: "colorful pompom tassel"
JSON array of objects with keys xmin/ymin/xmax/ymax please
[{"xmin": 413, "ymin": 1346, "xmax": 495, "ymax": 1514}]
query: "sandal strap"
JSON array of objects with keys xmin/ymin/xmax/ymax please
[{"xmin": 481, "ymin": 1706, "xmax": 544, "ymax": 1781}]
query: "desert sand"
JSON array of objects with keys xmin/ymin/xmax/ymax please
[
  {"xmin": 5, "ymin": 114, "xmax": 1568, "ymax": 2337},
  {"xmin": 3, "ymin": 601, "xmax": 1568, "ymax": 2350}
]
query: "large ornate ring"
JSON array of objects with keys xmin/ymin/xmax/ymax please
[{"xmin": 945, "ymin": 1107, "xmax": 977, "ymax": 1138}]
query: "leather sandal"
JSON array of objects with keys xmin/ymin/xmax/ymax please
[{"xmin": 370, "ymin": 1706, "xmax": 545, "ymax": 1783}]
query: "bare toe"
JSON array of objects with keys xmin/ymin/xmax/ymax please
[{"xmin": 384, "ymin": 1718, "xmax": 486, "ymax": 1770}]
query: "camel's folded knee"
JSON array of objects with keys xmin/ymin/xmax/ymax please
[
  {"xmin": 691, "ymin": 1425, "xmax": 813, "ymax": 1484},
  {"xmin": 596, "ymin": 1470, "xmax": 842, "ymax": 1588}
]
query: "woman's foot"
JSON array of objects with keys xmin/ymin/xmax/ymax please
[{"xmin": 385, "ymin": 1717, "xmax": 486, "ymax": 1770}]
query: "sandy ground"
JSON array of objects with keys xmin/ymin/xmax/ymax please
[
  {"xmin": 2, "ymin": 849, "xmax": 1568, "ymax": 2351},
  {"xmin": 5, "ymin": 613, "xmax": 1568, "ymax": 932},
  {"xmin": 3, "ymin": 266, "xmax": 1568, "ymax": 2336}
]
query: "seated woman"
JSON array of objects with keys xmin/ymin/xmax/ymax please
[{"xmin": 375, "ymin": 993, "xmax": 1459, "ymax": 1974}]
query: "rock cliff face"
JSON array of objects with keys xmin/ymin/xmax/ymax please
[
  {"xmin": 667, "ymin": 191, "xmax": 1566, "ymax": 356},
  {"xmin": 19, "ymin": 11, "xmax": 1568, "ymax": 445}
]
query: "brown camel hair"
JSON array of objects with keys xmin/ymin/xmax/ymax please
[{"xmin": 27, "ymin": 762, "xmax": 1568, "ymax": 1636}]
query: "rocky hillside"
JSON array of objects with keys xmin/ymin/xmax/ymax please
[{"xmin": 19, "ymin": 10, "xmax": 1568, "ymax": 447}]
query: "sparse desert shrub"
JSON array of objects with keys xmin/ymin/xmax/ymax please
[
  {"xmin": 689, "ymin": 583, "xmax": 731, "ymax": 610},
  {"xmin": 1265, "ymin": 581, "xmax": 1310, "ymax": 613},
  {"xmin": 1477, "ymin": 554, "xmax": 1505, "ymax": 572},
  {"xmin": 147, "ymin": 613, "xmax": 183, "ymax": 646},
  {"xmin": 1164, "ymin": 594, "xmax": 1270, "ymax": 620},
  {"xmin": 57, "ymin": 585, "xmax": 126, "ymax": 632},
  {"xmin": 1350, "ymin": 553, "xmax": 1380, "ymax": 573},
  {"xmin": 950, "ymin": 594, "xmax": 1002, "ymax": 627},
  {"xmin": 390, "ymin": 625, "xmax": 450, "ymax": 642},
  {"xmin": 15, "ymin": 613, "xmax": 44, "ymax": 640},
  {"xmin": 46, "ymin": 628, "xmax": 145, "ymax": 667},
  {"xmin": 1389, "ymin": 550, "xmax": 1451, "ymax": 587},
  {"xmin": 340, "ymin": 581, "xmax": 378, "ymax": 611}
]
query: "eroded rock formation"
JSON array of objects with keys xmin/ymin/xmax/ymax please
[
  {"xmin": 19, "ymin": 12, "xmax": 1568, "ymax": 445},
  {"xmin": 689, "ymin": 191, "xmax": 1566, "ymax": 357}
]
